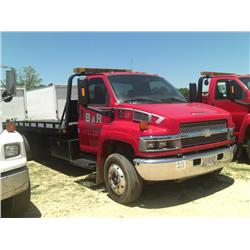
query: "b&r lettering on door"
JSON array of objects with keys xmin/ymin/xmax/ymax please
[{"xmin": 85, "ymin": 113, "xmax": 102, "ymax": 123}]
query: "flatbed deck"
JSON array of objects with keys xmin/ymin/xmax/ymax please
[
  {"xmin": 15, "ymin": 120, "xmax": 61, "ymax": 129},
  {"xmin": 9, "ymin": 119, "xmax": 78, "ymax": 137}
]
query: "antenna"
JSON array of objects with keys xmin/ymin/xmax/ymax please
[{"xmin": 130, "ymin": 58, "xmax": 134, "ymax": 70}]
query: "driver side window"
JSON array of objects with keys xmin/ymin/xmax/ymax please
[
  {"xmin": 215, "ymin": 81, "xmax": 228, "ymax": 99},
  {"xmin": 216, "ymin": 80, "xmax": 246, "ymax": 100},
  {"xmin": 88, "ymin": 78, "xmax": 109, "ymax": 106}
]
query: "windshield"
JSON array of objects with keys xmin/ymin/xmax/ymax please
[
  {"xmin": 239, "ymin": 77, "xmax": 250, "ymax": 90},
  {"xmin": 108, "ymin": 74, "xmax": 187, "ymax": 104}
]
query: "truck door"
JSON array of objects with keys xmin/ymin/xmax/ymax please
[
  {"xmin": 78, "ymin": 77, "xmax": 110, "ymax": 154},
  {"xmin": 212, "ymin": 79, "xmax": 248, "ymax": 133}
]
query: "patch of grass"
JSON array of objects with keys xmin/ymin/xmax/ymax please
[
  {"xmin": 230, "ymin": 166, "xmax": 250, "ymax": 172},
  {"xmin": 222, "ymin": 162, "xmax": 250, "ymax": 181}
]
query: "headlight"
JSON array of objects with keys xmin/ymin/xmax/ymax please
[
  {"xmin": 4, "ymin": 143, "xmax": 20, "ymax": 159},
  {"xmin": 139, "ymin": 136, "xmax": 182, "ymax": 152}
]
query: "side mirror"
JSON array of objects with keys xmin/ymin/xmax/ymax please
[
  {"xmin": 77, "ymin": 78, "xmax": 89, "ymax": 106},
  {"xmin": 1, "ymin": 91, "xmax": 13, "ymax": 102},
  {"xmin": 204, "ymin": 79, "xmax": 209, "ymax": 86},
  {"xmin": 5, "ymin": 69, "xmax": 17, "ymax": 96},
  {"xmin": 189, "ymin": 83, "xmax": 198, "ymax": 102}
]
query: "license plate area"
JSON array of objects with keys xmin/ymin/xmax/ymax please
[{"xmin": 203, "ymin": 155, "xmax": 216, "ymax": 167}]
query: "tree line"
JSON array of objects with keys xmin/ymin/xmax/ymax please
[{"xmin": 16, "ymin": 66, "xmax": 43, "ymax": 90}]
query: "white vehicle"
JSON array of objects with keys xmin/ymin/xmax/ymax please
[
  {"xmin": 0, "ymin": 66, "xmax": 30, "ymax": 217},
  {"xmin": 0, "ymin": 87, "xmax": 27, "ymax": 121}
]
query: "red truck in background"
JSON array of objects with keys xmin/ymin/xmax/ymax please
[
  {"xmin": 189, "ymin": 72, "xmax": 250, "ymax": 160},
  {"xmin": 14, "ymin": 68, "xmax": 235, "ymax": 204}
]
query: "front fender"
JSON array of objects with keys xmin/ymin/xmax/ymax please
[
  {"xmin": 95, "ymin": 127, "xmax": 139, "ymax": 185},
  {"xmin": 97, "ymin": 130, "xmax": 138, "ymax": 159}
]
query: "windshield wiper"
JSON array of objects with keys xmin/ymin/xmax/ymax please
[
  {"xmin": 122, "ymin": 98, "xmax": 160, "ymax": 104},
  {"xmin": 161, "ymin": 97, "xmax": 187, "ymax": 103}
]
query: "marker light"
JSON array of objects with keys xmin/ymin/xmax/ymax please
[
  {"xmin": 231, "ymin": 85, "xmax": 235, "ymax": 94},
  {"xmin": 139, "ymin": 120, "xmax": 149, "ymax": 130},
  {"xmin": 81, "ymin": 88, "xmax": 85, "ymax": 96},
  {"xmin": 201, "ymin": 71, "xmax": 235, "ymax": 77},
  {"xmin": 73, "ymin": 67, "xmax": 132, "ymax": 74},
  {"xmin": 6, "ymin": 122, "xmax": 16, "ymax": 132}
]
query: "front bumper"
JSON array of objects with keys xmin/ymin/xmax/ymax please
[
  {"xmin": 1, "ymin": 166, "xmax": 30, "ymax": 200},
  {"xmin": 133, "ymin": 145, "xmax": 235, "ymax": 181}
]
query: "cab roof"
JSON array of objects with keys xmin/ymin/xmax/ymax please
[{"xmin": 201, "ymin": 71, "xmax": 250, "ymax": 78}]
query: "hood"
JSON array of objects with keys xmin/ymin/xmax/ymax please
[{"xmin": 118, "ymin": 102, "xmax": 232, "ymax": 124}]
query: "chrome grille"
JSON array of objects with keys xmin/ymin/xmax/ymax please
[
  {"xmin": 180, "ymin": 120, "xmax": 228, "ymax": 148},
  {"xmin": 180, "ymin": 120, "xmax": 227, "ymax": 134}
]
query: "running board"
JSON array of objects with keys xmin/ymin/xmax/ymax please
[{"xmin": 69, "ymin": 158, "xmax": 96, "ymax": 170}]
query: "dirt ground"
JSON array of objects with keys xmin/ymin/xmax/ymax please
[{"xmin": 22, "ymin": 155, "xmax": 250, "ymax": 218}]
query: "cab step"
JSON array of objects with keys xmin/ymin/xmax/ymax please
[{"xmin": 69, "ymin": 158, "xmax": 96, "ymax": 170}]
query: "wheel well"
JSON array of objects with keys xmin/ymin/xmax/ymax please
[
  {"xmin": 97, "ymin": 140, "xmax": 135, "ymax": 185},
  {"xmin": 244, "ymin": 126, "xmax": 250, "ymax": 144},
  {"xmin": 21, "ymin": 134, "xmax": 32, "ymax": 161},
  {"xmin": 101, "ymin": 140, "xmax": 135, "ymax": 161},
  {"xmin": 21, "ymin": 132, "xmax": 50, "ymax": 159}
]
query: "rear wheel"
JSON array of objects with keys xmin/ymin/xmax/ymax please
[{"xmin": 104, "ymin": 153, "xmax": 143, "ymax": 204}]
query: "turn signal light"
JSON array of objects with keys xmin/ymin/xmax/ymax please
[
  {"xmin": 6, "ymin": 122, "xmax": 16, "ymax": 132},
  {"xmin": 139, "ymin": 120, "xmax": 149, "ymax": 130},
  {"xmin": 231, "ymin": 85, "xmax": 235, "ymax": 94}
]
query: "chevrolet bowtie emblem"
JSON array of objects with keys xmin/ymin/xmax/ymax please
[{"xmin": 202, "ymin": 129, "xmax": 212, "ymax": 137}]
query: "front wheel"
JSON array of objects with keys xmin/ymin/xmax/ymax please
[
  {"xmin": 104, "ymin": 153, "xmax": 143, "ymax": 204},
  {"xmin": 2, "ymin": 183, "xmax": 31, "ymax": 217},
  {"xmin": 246, "ymin": 139, "xmax": 250, "ymax": 161}
]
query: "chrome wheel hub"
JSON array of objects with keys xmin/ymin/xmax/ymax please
[{"xmin": 108, "ymin": 164, "xmax": 126, "ymax": 195}]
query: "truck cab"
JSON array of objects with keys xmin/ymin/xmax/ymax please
[
  {"xmin": 16, "ymin": 68, "xmax": 235, "ymax": 204},
  {"xmin": 0, "ymin": 67, "xmax": 30, "ymax": 217},
  {"xmin": 189, "ymin": 72, "xmax": 250, "ymax": 160},
  {"xmin": 71, "ymin": 68, "xmax": 235, "ymax": 203}
]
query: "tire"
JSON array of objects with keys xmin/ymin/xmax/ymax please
[
  {"xmin": 104, "ymin": 153, "xmax": 143, "ymax": 204},
  {"xmin": 246, "ymin": 139, "xmax": 250, "ymax": 161},
  {"xmin": 8, "ymin": 183, "xmax": 31, "ymax": 217},
  {"xmin": 22, "ymin": 135, "xmax": 32, "ymax": 161}
]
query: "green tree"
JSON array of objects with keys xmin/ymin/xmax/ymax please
[
  {"xmin": 17, "ymin": 66, "xmax": 42, "ymax": 90},
  {"xmin": 178, "ymin": 87, "xmax": 189, "ymax": 98}
]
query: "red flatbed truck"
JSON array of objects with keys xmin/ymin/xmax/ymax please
[
  {"xmin": 189, "ymin": 72, "xmax": 250, "ymax": 160},
  {"xmin": 15, "ymin": 68, "xmax": 235, "ymax": 204}
]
